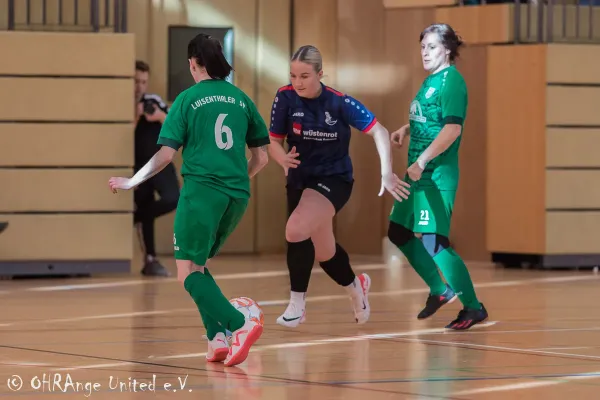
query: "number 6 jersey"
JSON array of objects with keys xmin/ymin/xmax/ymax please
[{"xmin": 157, "ymin": 79, "xmax": 270, "ymax": 200}]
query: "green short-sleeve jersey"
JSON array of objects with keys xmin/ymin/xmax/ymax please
[
  {"xmin": 408, "ymin": 65, "xmax": 467, "ymax": 190},
  {"xmin": 157, "ymin": 79, "xmax": 269, "ymax": 199}
]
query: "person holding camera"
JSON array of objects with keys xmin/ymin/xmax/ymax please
[{"xmin": 134, "ymin": 60, "xmax": 180, "ymax": 277}]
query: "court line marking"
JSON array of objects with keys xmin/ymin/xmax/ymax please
[
  {"xmin": 0, "ymin": 309, "xmax": 195, "ymax": 328},
  {"xmin": 147, "ymin": 323, "xmax": 600, "ymax": 364},
  {"xmin": 54, "ymin": 323, "xmax": 600, "ymax": 372},
  {"xmin": 531, "ymin": 346, "xmax": 595, "ymax": 351},
  {"xmin": 452, "ymin": 370, "xmax": 600, "ymax": 396},
  {"xmin": 12, "ymin": 260, "xmax": 574, "ymax": 293},
  {"xmin": 53, "ymin": 325, "xmax": 498, "ymax": 371},
  {"xmin": 21, "ymin": 264, "xmax": 388, "ymax": 293},
  {"xmin": 58, "ymin": 321, "xmax": 600, "ymax": 373},
  {"xmin": 397, "ymin": 337, "xmax": 600, "ymax": 362},
  {"xmin": 1, "ymin": 273, "xmax": 597, "ymax": 328}
]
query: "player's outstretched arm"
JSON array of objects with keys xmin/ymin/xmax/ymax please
[
  {"xmin": 364, "ymin": 121, "xmax": 411, "ymax": 202},
  {"xmin": 108, "ymin": 146, "xmax": 177, "ymax": 193},
  {"xmin": 248, "ymin": 145, "xmax": 269, "ymax": 178},
  {"xmin": 268, "ymin": 136, "xmax": 300, "ymax": 176}
]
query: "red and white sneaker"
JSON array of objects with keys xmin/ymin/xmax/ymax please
[
  {"xmin": 224, "ymin": 319, "xmax": 263, "ymax": 367},
  {"xmin": 205, "ymin": 332, "xmax": 229, "ymax": 363},
  {"xmin": 348, "ymin": 273, "xmax": 371, "ymax": 324}
]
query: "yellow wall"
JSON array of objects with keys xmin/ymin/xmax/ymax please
[
  {"xmin": 0, "ymin": 31, "xmax": 135, "ymax": 263},
  {"xmin": 486, "ymin": 43, "xmax": 600, "ymax": 256}
]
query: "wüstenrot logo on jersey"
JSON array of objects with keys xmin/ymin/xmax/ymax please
[
  {"xmin": 293, "ymin": 122, "xmax": 302, "ymax": 135},
  {"xmin": 302, "ymin": 130, "xmax": 338, "ymax": 141}
]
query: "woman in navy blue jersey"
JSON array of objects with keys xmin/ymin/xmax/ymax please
[{"xmin": 268, "ymin": 45, "xmax": 411, "ymax": 327}]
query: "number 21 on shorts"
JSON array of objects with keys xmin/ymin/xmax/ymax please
[
  {"xmin": 215, "ymin": 113, "xmax": 233, "ymax": 150},
  {"xmin": 418, "ymin": 209, "xmax": 430, "ymax": 226}
]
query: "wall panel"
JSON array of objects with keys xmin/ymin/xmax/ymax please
[
  {"xmin": 546, "ymin": 86, "xmax": 600, "ymax": 126},
  {"xmin": 384, "ymin": 0, "xmax": 456, "ymax": 7},
  {"xmin": 255, "ymin": 0, "xmax": 292, "ymax": 253},
  {"xmin": 0, "ymin": 78, "xmax": 132, "ymax": 121},
  {"xmin": 0, "ymin": 31, "xmax": 134, "ymax": 271},
  {"xmin": 546, "ymin": 128, "xmax": 600, "ymax": 168},
  {"xmin": 293, "ymin": 0, "xmax": 338, "ymax": 87},
  {"xmin": 546, "ymin": 44, "xmax": 600, "ymax": 84},
  {"xmin": 546, "ymin": 170, "xmax": 600, "ymax": 209},
  {"xmin": 0, "ymin": 32, "xmax": 134, "ymax": 76},
  {"xmin": 0, "ymin": 214, "xmax": 132, "ymax": 261},
  {"xmin": 486, "ymin": 44, "xmax": 547, "ymax": 254},
  {"xmin": 0, "ymin": 169, "xmax": 133, "ymax": 212},
  {"xmin": 542, "ymin": 44, "xmax": 600, "ymax": 261},
  {"xmin": 546, "ymin": 212, "xmax": 600, "ymax": 254},
  {"xmin": 451, "ymin": 45, "xmax": 488, "ymax": 261},
  {"xmin": 335, "ymin": 0, "xmax": 386, "ymax": 255},
  {"xmin": 434, "ymin": 4, "xmax": 512, "ymax": 44},
  {"xmin": 0, "ymin": 123, "xmax": 134, "ymax": 167}
]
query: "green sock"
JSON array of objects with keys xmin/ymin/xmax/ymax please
[
  {"xmin": 198, "ymin": 304, "xmax": 225, "ymax": 340},
  {"xmin": 433, "ymin": 248, "xmax": 481, "ymax": 310},
  {"xmin": 183, "ymin": 270, "xmax": 246, "ymax": 333},
  {"xmin": 398, "ymin": 237, "xmax": 447, "ymax": 296},
  {"xmin": 198, "ymin": 268, "xmax": 227, "ymax": 339}
]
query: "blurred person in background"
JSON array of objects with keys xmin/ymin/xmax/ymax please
[{"xmin": 134, "ymin": 60, "xmax": 180, "ymax": 277}]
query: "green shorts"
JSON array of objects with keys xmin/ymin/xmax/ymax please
[
  {"xmin": 389, "ymin": 187, "xmax": 456, "ymax": 237},
  {"xmin": 173, "ymin": 180, "xmax": 248, "ymax": 266}
]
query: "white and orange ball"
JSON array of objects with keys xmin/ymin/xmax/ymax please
[{"xmin": 229, "ymin": 296, "xmax": 264, "ymax": 326}]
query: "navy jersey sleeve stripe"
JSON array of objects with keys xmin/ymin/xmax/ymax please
[
  {"xmin": 269, "ymin": 131, "xmax": 286, "ymax": 139},
  {"xmin": 339, "ymin": 93, "xmax": 377, "ymax": 132},
  {"xmin": 269, "ymin": 86, "xmax": 292, "ymax": 137},
  {"xmin": 363, "ymin": 117, "xmax": 378, "ymax": 132}
]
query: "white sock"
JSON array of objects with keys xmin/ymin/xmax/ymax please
[
  {"xmin": 290, "ymin": 291, "xmax": 306, "ymax": 304},
  {"xmin": 343, "ymin": 277, "xmax": 361, "ymax": 297}
]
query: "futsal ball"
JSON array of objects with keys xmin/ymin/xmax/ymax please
[{"xmin": 229, "ymin": 296, "xmax": 264, "ymax": 327}]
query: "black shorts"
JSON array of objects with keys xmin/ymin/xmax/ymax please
[{"xmin": 287, "ymin": 175, "xmax": 353, "ymax": 216}]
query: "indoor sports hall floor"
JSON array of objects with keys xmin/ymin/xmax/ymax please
[{"xmin": 0, "ymin": 251, "xmax": 599, "ymax": 399}]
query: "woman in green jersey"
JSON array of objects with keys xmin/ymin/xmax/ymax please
[
  {"xmin": 387, "ymin": 24, "xmax": 488, "ymax": 330},
  {"xmin": 109, "ymin": 34, "xmax": 269, "ymax": 366}
]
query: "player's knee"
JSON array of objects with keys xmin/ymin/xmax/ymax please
[
  {"xmin": 285, "ymin": 214, "xmax": 311, "ymax": 243},
  {"xmin": 421, "ymin": 234, "xmax": 450, "ymax": 258},
  {"xmin": 387, "ymin": 222, "xmax": 414, "ymax": 247},
  {"xmin": 314, "ymin": 239, "xmax": 336, "ymax": 262}
]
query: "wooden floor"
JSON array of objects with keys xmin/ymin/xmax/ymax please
[{"xmin": 1, "ymin": 254, "xmax": 600, "ymax": 399}]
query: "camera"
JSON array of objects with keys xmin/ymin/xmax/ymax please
[{"xmin": 143, "ymin": 100, "xmax": 156, "ymax": 115}]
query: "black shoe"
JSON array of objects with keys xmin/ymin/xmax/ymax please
[
  {"xmin": 418, "ymin": 284, "xmax": 457, "ymax": 320},
  {"xmin": 0, "ymin": 222, "xmax": 8, "ymax": 234},
  {"xmin": 141, "ymin": 260, "xmax": 170, "ymax": 277},
  {"xmin": 445, "ymin": 303, "xmax": 488, "ymax": 330}
]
